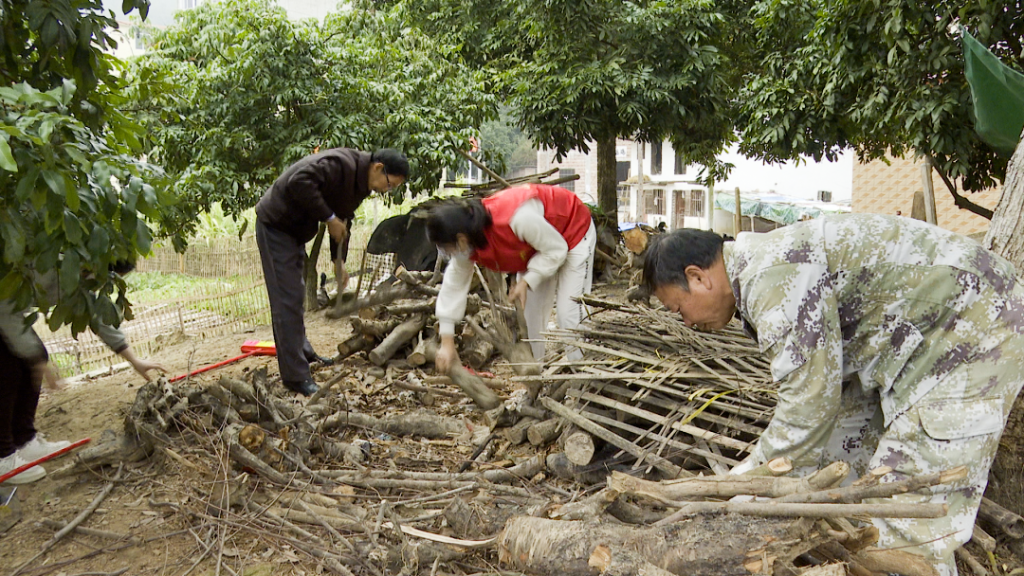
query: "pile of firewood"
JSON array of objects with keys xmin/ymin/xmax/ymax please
[
  {"xmin": 47, "ymin": 363, "xmax": 983, "ymax": 576},
  {"xmin": 40, "ymin": 274, "xmax": 1024, "ymax": 576}
]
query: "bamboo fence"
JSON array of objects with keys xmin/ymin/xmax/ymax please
[{"xmin": 37, "ymin": 233, "xmax": 385, "ymax": 378}]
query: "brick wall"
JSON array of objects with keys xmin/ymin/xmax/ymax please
[
  {"xmin": 852, "ymin": 155, "xmax": 1001, "ymax": 236},
  {"xmin": 537, "ymin": 147, "xmax": 599, "ymax": 204}
]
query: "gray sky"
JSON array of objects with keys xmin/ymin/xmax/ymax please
[{"xmin": 716, "ymin": 145, "xmax": 854, "ymax": 201}]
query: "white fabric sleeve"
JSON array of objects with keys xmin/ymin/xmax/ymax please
[
  {"xmin": 435, "ymin": 255, "xmax": 476, "ymax": 335},
  {"xmin": 509, "ymin": 198, "xmax": 569, "ymax": 289}
]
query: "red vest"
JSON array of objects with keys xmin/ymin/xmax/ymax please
[{"xmin": 470, "ymin": 184, "xmax": 592, "ymax": 273}]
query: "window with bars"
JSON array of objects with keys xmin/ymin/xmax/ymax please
[
  {"xmin": 688, "ymin": 189, "xmax": 704, "ymax": 217},
  {"xmin": 645, "ymin": 189, "xmax": 665, "ymax": 215},
  {"xmin": 617, "ymin": 185, "xmax": 630, "ymax": 211},
  {"xmin": 559, "ymin": 169, "xmax": 576, "ymax": 193}
]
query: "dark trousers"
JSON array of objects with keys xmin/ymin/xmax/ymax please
[
  {"xmin": 0, "ymin": 336, "xmax": 39, "ymax": 458},
  {"xmin": 256, "ymin": 218, "xmax": 318, "ymax": 383}
]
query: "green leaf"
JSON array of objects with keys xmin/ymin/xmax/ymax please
[
  {"xmin": 0, "ymin": 137, "xmax": 17, "ymax": 172},
  {"xmin": 15, "ymin": 167, "xmax": 40, "ymax": 200},
  {"xmin": 41, "ymin": 169, "xmax": 66, "ymax": 196},
  {"xmin": 0, "ymin": 272, "xmax": 23, "ymax": 301},
  {"xmin": 59, "ymin": 250, "xmax": 81, "ymax": 294},
  {"xmin": 0, "ymin": 221, "xmax": 26, "ymax": 262}
]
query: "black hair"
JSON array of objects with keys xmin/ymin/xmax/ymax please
[
  {"xmin": 642, "ymin": 229, "xmax": 725, "ymax": 293},
  {"xmin": 425, "ymin": 199, "xmax": 492, "ymax": 249},
  {"xmin": 371, "ymin": 148, "xmax": 410, "ymax": 179},
  {"xmin": 110, "ymin": 259, "xmax": 137, "ymax": 275}
]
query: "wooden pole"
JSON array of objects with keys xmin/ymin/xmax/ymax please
[
  {"xmin": 921, "ymin": 159, "xmax": 938, "ymax": 225},
  {"xmin": 636, "ymin": 140, "xmax": 644, "ymax": 222},
  {"xmin": 457, "ymin": 149, "xmax": 510, "ymax": 189},
  {"xmin": 733, "ymin": 187, "xmax": 742, "ymax": 235},
  {"xmin": 707, "ymin": 184, "xmax": 715, "ymax": 232}
]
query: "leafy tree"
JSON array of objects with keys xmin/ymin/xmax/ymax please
[
  {"xmin": 0, "ymin": 0, "xmax": 173, "ymax": 335},
  {"xmin": 478, "ymin": 109, "xmax": 536, "ymax": 176},
  {"xmin": 126, "ymin": 0, "xmax": 499, "ymax": 249},
  {"xmin": 737, "ymin": 0, "xmax": 1024, "ymax": 214},
  {"xmin": 400, "ymin": 0, "xmax": 741, "ymax": 225}
]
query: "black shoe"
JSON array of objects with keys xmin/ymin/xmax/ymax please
[
  {"xmin": 311, "ymin": 354, "xmax": 335, "ymax": 367},
  {"xmin": 283, "ymin": 379, "xmax": 320, "ymax": 396}
]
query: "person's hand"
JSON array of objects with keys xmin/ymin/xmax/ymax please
[
  {"xmin": 435, "ymin": 336, "xmax": 460, "ymax": 374},
  {"xmin": 327, "ymin": 218, "xmax": 348, "ymax": 243},
  {"xmin": 508, "ymin": 280, "xmax": 529, "ymax": 310},
  {"xmin": 131, "ymin": 359, "xmax": 168, "ymax": 382},
  {"xmin": 32, "ymin": 362, "xmax": 63, "ymax": 391}
]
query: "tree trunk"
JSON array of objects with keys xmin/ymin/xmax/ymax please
[
  {"xmin": 597, "ymin": 134, "xmax": 618, "ymax": 229},
  {"xmin": 985, "ymin": 136, "xmax": 1024, "ymax": 267},
  {"xmin": 305, "ymin": 223, "xmax": 327, "ymax": 311},
  {"xmin": 497, "ymin": 515, "xmax": 812, "ymax": 576},
  {"xmin": 982, "ymin": 135, "xmax": 1024, "ymax": 520}
]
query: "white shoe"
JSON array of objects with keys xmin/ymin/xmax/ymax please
[
  {"xmin": 16, "ymin": 434, "xmax": 72, "ymax": 462},
  {"xmin": 0, "ymin": 453, "xmax": 46, "ymax": 484}
]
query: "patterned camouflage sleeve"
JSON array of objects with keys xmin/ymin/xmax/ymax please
[{"xmin": 740, "ymin": 262, "xmax": 845, "ymax": 468}]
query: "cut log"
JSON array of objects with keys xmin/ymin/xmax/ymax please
[
  {"xmin": 527, "ymin": 418, "xmax": 564, "ymax": 446},
  {"xmin": 320, "ymin": 409, "xmax": 466, "ymax": 439},
  {"xmin": 368, "ymin": 314, "xmax": 428, "ymax": 366},
  {"xmin": 498, "ymin": 515, "xmax": 812, "ymax": 576},
  {"xmin": 609, "ymin": 462, "xmax": 851, "ymax": 502},
  {"xmin": 407, "ymin": 337, "xmax": 438, "ymax": 367},
  {"xmin": 503, "ymin": 417, "xmax": 538, "ymax": 445},
  {"xmin": 449, "ymin": 366, "xmax": 501, "ymax": 410},
  {"xmin": 327, "ymin": 282, "xmax": 413, "ymax": 319},
  {"xmin": 560, "ymin": 429, "xmax": 596, "ymax": 466},
  {"xmin": 462, "ymin": 336, "xmax": 496, "ymax": 370},
  {"xmin": 337, "ymin": 333, "xmax": 374, "ymax": 358},
  {"xmin": 978, "ymin": 497, "xmax": 1024, "ymax": 539},
  {"xmin": 546, "ymin": 452, "xmax": 611, "ymax": 485},
  {"xmin": 740, "ymin": 457, "xmax": 793, "ymax": 477},
  {"xmin": 351, "ymin": 317, "xmax": 402, "ymax": 337}
]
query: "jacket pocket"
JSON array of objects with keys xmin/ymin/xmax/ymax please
[{"xmin": 918, "ymin": 397, "xmax": 1005, "ymax": 440}]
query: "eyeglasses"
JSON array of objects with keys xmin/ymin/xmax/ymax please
[{"xmin": 384, "ymin": 171, "xmax": 393, "ymax": 191}]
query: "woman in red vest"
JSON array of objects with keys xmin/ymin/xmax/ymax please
[{"xmin": 426, "ymin": 184, "xmax": 596, "ymax": 372}]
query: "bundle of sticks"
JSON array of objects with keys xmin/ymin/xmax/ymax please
[{"xmin": 497, "ymin": 294, "xmax": 774, "ymax": 479}]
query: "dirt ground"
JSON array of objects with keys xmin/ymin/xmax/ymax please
[
  {"xmin": 4, "ymin": 300, "xmax": 1024, "ymax": 576},
  {"xmin": 0, "ymin": 312, "xmax": 362, "ymax": 576}
]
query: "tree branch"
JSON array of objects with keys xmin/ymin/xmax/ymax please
[{"xmin": 927, "ymin": 155, "xmax": 993, "ymax": 220}]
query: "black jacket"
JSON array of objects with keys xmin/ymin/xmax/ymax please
[{"xmin": 255, "ymin": 148, "xmax": 372, "ymax": 258}]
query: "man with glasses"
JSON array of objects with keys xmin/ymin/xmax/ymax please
[{"xmin": 255, "ymin": 147, "xmax": 409, "ymax": 395}]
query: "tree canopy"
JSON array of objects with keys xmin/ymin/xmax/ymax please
[
  {"xmin": 0, "ymin": 0, "xmax": 172, "ymax": 335},
  {"xmin": 737, "ymin": 0, "xmax": 1024, "ymax": 198},
  {"xmin": 127, "ymin": 0, "xmax": 499, "ymax": 248},
  {"xmin": 399, "ymin": 0, "xmax": 742, "ymax": 219}
]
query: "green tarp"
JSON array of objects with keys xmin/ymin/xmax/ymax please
[
  {"xmin": 963, "ymin": 29, "xmax": 1024, "ymax": 156},
  {"xmin": 713, "ymin": 193, "xmax": 847, "ymax": 226}
]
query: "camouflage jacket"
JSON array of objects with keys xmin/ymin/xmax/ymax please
[{"xmin": 724, "ymin": 214, "xmax": 1024, "ymax": 467}]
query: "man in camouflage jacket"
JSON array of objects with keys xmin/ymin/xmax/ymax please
[{"xmin": 643, "ymin": 214, "xmax": 1024, "ymax": 575}]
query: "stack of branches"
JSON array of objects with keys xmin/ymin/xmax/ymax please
[
  {"xmin": 499, "ymin": 294, "xmax": 775, "ymax": 480},
  {"xmin": 44, "ymin": 363, "xmax": 973, "ymax": 576},
  {"xmin": 495, "ymin": 461, "xmax": 967, "ymax": 576},
  {"xmin": 332, "ymin": 264, "xmax": 541, "ymax": 411}
]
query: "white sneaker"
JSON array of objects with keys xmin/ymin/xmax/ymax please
[
  {"xmin": 0, "ymin": 453, "xmax": 46, "ymax": 484},
  {"xmin": 16, "ymin": 435, "xmax": 72, "ymax": 462}
]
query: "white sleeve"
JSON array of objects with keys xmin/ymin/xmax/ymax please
[
  {"xmin": 435, "ymin": 255, "xmax": 476, "ymax": 335},
  {"xmin": 509, "ymin": 198, "xmax": 569, "ymax": 289}
]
